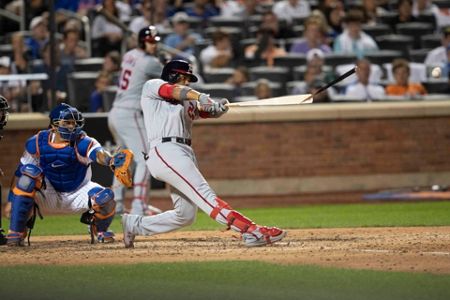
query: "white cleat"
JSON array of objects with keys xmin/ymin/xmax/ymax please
[
  {"xmin": 121, "ymin": 214, "xmax": 135, "ymax": 248},
  {"xmin": 242, "ymin": 226, "xmax": 287, "ymax": 247}
]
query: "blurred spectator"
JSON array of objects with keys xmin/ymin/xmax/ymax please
[
  {"xmin": 129, "ymin": 0, "xmax": 169, "ymax": 34},
  {"xmin": 317, "ymin": 0, "xmax": 345, "ymax": 38},
  {"xmin": 424, "ymin": 26, "xmax": 450, "ymax": 77},
  {"xmin": 102, "ymin": 50, "xmax": 121, "ymax": 73},
  {"xmin": 91, "ymin": 0, "xmax": 124, "ymax": 57},
  {"xmin": 385, "ymin": 58, "xmax": 427, "ymax": 98},
  {"xmin": 393, "ymin": 0, "xmax": 418, "ymax": 25},
  {"xmin": 361, "ymin": 0, "xmax": 387, "ymax": 25},
  {"xmin": 272, "ymin": 0, "xmax": 311, "ymax": 25},
  {"xmin": 32, "ymin": 41, "xmax": 74, "ymax": 111},
  {"xmin": 115, "ymin": 0, "xmax": 132, "ymax": 23},
  {"xmin": 185, "ymin": 0, "xmax": 219, "ymax": 22},
  {"xmin": 259, "ymin": 11, "xmax": 295, "ymax": 40},
  {"xmin": 225, "ymin": 66, "xmax": 250, "ymax": 97},
  {"xmin": 344, "ymin": 59, "xmax": 385, "ymax": 101},
  {"xmin": 89, "ymin": 71, "xmax": 112, "ymax": 112},
  {"xmin": 254, "ymin": 78, "xmax": 272, "ymax": 99},
  {"xmin": 200, "ymin": 30, "xmax": 233, "ymax": 71},
  {"xmin": 0, "ymin": 56, "xmax": 26, "ymax": 112},
  {"xmin": 290, "ymin": 15, "xmax": 332, "ymax": 54},
  {"xmin": 245, "ymin": 29, "xmax": 287, "ymax": 66},
  {"xmin": 11, "ymin": 33, "xmax": 29, "ymax": 73},
  {"xmin": 6, "ymin": 0, "xmax": 49, "ymax": 30},
  {"xmin": 220, "ymin": 0, "xmax": 265, "ymax": 18},
  {"xmin": 60, "ymin": 29, "xmax": 88, "ymax": 66},
  {"xmin": 333, "ymin": 9, "xmax": 378, "ymax": 58},
  {"xmin": 291, "ymin": 64, "xmax": 323, "ymax": 94},
  {"xmin": 25, "ymin": 15, "xmax": 50, "ymax": 60},
  {"xmin": 164, "ymin": 12, "xmax": 203, "ymax": 58}
]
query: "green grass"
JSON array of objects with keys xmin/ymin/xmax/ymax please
[
  {"xmin": 2, "ymin": 201, "xmax": 450, "ymax": 235},
  {"xmin": 1, "ymin": 262, "xmax": 450, "ymax": 300}
]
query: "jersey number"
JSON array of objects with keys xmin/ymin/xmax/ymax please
[{"xmin": 119, "ymin": 69, "xmax": 132, "ymax": 90}]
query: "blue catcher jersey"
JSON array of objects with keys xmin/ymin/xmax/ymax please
[{"xmin": 24, "ymin": 130, "xmax": 101, "ymax": 192}]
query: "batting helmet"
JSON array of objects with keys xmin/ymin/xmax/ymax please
[
  {"xmin": 0, "ymin": 95, "xmax": 9, "ymax": 130},
  {"xmin": 138, "ymin": 25, "xmax": 160, "ymax": 49},
  {"xmin": 161, "ymin": 60, "xmax": 198, "ymax": 84},
  {"xmin": 50, "ymin": 105, "xmax": 85, "ymax": 142}
]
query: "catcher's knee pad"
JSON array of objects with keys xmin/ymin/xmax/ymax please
[
  {"xmin": 9, "ymin": 164, "xmax": 43, "ymax": 233},
  {"xmin": 88, "ymin": 187, "xmax": 115, "ymax": 232},
  {"xmin": 88, "ymin": 187, "xmax": 115, "ymax": 218}
]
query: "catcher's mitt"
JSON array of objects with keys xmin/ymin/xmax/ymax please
[{"xmin": 110, "ymin": 149, "xmax": 134, "ymax": 188}]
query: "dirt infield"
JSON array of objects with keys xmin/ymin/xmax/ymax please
[{"xmin": 1, "ymin": 226, "xmax": 450, "ymax": 274}]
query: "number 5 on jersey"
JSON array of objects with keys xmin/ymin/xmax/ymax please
[{"xmin": 119, "ymin": 69, "xmax": 132, "ymax": 90}]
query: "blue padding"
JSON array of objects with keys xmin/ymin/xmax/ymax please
[
  {"xmin": 9, "ymin": 195, "xmax": 33, "ymax": 232},
  {"xmin": 16, "ymin": 164, "xmax": 42, "ymax": 193},
  {"xmin": 88, "ymin": 187, "xmax": 114, "ymax": 206},
  {"xmin": 95, "ymin": 216, "xmax": 113, "ymax": 232}
]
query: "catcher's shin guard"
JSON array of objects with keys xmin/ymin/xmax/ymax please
[
  {"xmin": 9, "ymin": 164, "xmax": 43, "ymax": 234},
  {"xmin": 81, "ymin": 187, "xmax": 116, "ymax": 243}
]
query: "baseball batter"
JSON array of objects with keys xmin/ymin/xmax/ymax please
[
  {"xmin": 108, "ymin": 26, "xmax": 163, "ymax": 216},
  {"xmin": 5, "ymin": 104, "xmax": 129, "ymax": 246},
  {"xmin": 121, "ymin": 60, "xmax": 287, "ymax": 247}
]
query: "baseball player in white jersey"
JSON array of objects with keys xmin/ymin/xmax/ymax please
[
  {"xmin": 121, "ymin": 60, "xmax": 287, "ymax": 247},
  {"xmin": 108, "ymin": 26, "xmax": 163, "ymax": 216},
  {"xmin": 5, "ymin": 103, "xmax": 130, "ymax": 246}
]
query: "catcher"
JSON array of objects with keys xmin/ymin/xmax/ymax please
[{"xmin": 5, "ymin": 103, "xmax": 133, "ymax": 246}]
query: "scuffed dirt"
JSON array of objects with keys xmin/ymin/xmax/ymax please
[{"xmin": 1, "ymin": 227, "xmax": 450, "ymax": 274}]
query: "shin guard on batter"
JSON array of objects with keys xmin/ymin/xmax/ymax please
[
  {"xmin": 80, "ymin": 187, "xmax": 116, "ymax": 243},
  {"xmin": 209, "ymin": 197, "xmax": 286, "ymax": 247},
  {"xmin": 7, "ymin": 164, "xmax": 43, "ymax": 246}
]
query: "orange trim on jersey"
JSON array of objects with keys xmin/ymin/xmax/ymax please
[
  {"xmin": 48, "ymin": 132, "xmax": 69, "ymax": 149},
  {"xmin": 35, "ymin": 131, "xmax": 40, "ymax": 158},
  {"xmin": 12, "ymin": 186, "xmax": 36, "ymax": 198}
]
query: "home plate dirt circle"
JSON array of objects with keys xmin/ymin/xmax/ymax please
[{"xmin": 1, "ymin": 227, "xmax": 449, "ymax": 274}]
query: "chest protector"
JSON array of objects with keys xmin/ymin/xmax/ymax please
[{"xmin": 37, "ymin": 130, "xmax": 89, "ymax": 192}]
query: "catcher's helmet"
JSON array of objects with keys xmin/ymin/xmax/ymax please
[
  {"xmin": 138, "ymin": 25, "xmax": 160, "ymax": 49},
  {"xmin": 161, "ymin": 59, "xmax": 198, "ymax": 84},
  {"xmin": 0, "ymin": 95, "xmax": 9, "ymax": 130},
  {"xmin": 50, "ymin": 104, "xmax": 85, "ymax": 142}
]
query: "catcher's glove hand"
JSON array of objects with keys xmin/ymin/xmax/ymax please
[{"xmin": 110, "ymin": 149, "xmax": 134, "ymax": 188}]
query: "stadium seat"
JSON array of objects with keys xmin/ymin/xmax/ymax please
[
  {"xmin": 362, "ymin": 23, "xmax": 393, "ymax": 39},
  {"xmin": 420, "ymin": 34, "xmax": 442, "ymax": 49},
  {"xmin": 323, "ymin": 53, "xmax": 358, "ymax": 69},
  {"xmin": 395, "ymin": 22, "xmax": 435, "ymax": 48},
  {"xmin": 416, "ymin": 12, "xmax": 437, "ymax": 29},
  {"xmin": 423, "ymin": 79, "xmax": 449, "ymax": 94},
  {"xmin": 74, "ymin": 58, "xmax": 105, "ymax": 72},
  {"xmin": 240, "ymin": 81, "xmax": 284, "ymax": 97},
  {"xmin": 67, "ymin": 71, "xmax": 99, "ymax": 112},
  {"xmin": 195, "ymin": 83, "xmax": 235, "ymax": 100},
  {"xmin": 273, "ymin": 54, "xmax": 307, "ymax": 72},
  {"xmin": 408, "ymin": 48, "xmax": 432, "ymax": 63},
  {"xmin": 0, "ymin": 44, "xmax": 13, "ymax": 58},
  {"xmin": 376, "ymin": 11, "xmax": 398, "ymax": 29},
  {"xmin": 248, "ymin": 66, "xmax": 290, "ymax": 86},
  {"xmin": 292, "ymin": 65, "xmax": 333, "ymax": 81},
  {"xmin": 365, "ymin": 50, "xmax": 403, "ymax": 66},
  {"xmin": 203, "ymin": 68, "xmax": 235, "ymax": 83},
  {"xmin": 209, "ymin": 16, "xmax": 244, "ymax": 28},
  {"xmin": 375, "ymin": 34, "xmax": 415, "ymax": 57}
]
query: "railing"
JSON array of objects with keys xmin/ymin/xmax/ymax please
[
  {"xmin": 0, "ymin": 8, "xmax": 24, "ymax": 31},
  {"xmin": 0, "ymin": 73, "xmax": 48, "ymax": 111}
]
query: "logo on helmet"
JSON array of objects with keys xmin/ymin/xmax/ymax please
[{"xmin": 161, "ymin": 60, "xmax": 198, "ymax": 84}]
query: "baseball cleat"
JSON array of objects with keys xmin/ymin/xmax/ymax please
[
  {"xmin": 97, "ymin": 231, "xmax": 115, "ymax": 243},
  {"xmin": 242, "ymin": 226, "xmax": 287, "ymax": 247},
  {"xmin": 121, "ymin": 214, "xmax": 135, "ymax": 248},
  {"xmin": 6, "ymin": 232, "xmax": 25, "ymax": 247}
]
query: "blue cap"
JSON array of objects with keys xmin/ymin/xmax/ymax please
[{"xmin": 49, "ymin": 103, "xmax": 72, "ymax": 124}]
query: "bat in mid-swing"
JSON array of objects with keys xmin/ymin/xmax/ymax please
[{"xmin": 227, "ymin": 66, "xmax": 357, "ymax": 107}]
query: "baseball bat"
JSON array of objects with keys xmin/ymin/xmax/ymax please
[
  {"xmin": 0, "ymin": 182, "xmax": 6, "ymax": 245},
  {"xmin": 226, "ymin": 94, "xmax": 313, "ymax": 107},
  {"xmin": 302, "ymin": 66, "xmax": 357, "ymax": 102}
]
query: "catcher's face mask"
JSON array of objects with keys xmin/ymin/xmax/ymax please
[{"xmin": 54, "ymin": 107, "xmax": 85, "ymax": 142}]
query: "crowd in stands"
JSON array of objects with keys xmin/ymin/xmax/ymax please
[{"xmin": 0, "ymin": 0, "xmax": 449, "ymax": 113}]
